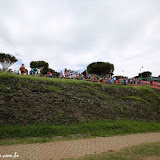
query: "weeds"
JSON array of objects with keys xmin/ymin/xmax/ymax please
[{"xmin": 0, "ymin": 120, "xmax": 160, "ymax": 140}]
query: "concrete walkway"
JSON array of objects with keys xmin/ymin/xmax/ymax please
[{"xmin": 0, "ymin": 133, "xmax": 160, "ymax": 160}]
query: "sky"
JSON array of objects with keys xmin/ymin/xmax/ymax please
[{"xmin": 0, "ymin": 0, "xmax": 160, "ymax": 77}]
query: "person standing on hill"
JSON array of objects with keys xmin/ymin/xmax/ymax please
[
  {"xmin": 20, "ymin": 64, "xmax": 25, "ymax": 75},
  {"xmin": 133, "ymin": 78, "xmax": 136, "ymax": 84},
  {"xmin": 47, "ymin": 70, "xmax": 51, "ymax": 77}
]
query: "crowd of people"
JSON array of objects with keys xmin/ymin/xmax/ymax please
[
  {"xmin": 20, "ymin": 64, "xmax": 40, "ymax": 76},
  {"xmin": 19, "ymin": 64, "xmax": 160, "ymax": 87}
]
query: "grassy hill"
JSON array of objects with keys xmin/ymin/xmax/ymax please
[{"xmin": 0, "ymin": 72, "xmax": 160, "ymax": 126}]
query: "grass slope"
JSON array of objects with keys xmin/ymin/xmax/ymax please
[
  {"xmin": 0, "ymin": 72, "xmax": 160, "ymax": 125},
  {"xmin": 0, "ymin": 73, "xmax": 160, "ymax": 143}
]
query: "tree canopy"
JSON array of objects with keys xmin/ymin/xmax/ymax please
[
  {"xmin": 0, "ymin": 53, "xmax": 18, "ymax": 72},
  {"xmin": 138, "ymin": 71, "xmax": 152, "ymax": 78},
  {"xmin": 49, "ymin": 68, "xmax": 60, "ymax": 77},
  {"xmin": 30, "ymin": 61, "xmax": 49, "ymax": 75},
  {"xmin": 87, "ymin": 62, "xmax": 114, "ymax": 76}
]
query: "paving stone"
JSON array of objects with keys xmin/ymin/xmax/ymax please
[{"xmin": 0, "ymin": 133, "xmax": 160, "ymax": 160}]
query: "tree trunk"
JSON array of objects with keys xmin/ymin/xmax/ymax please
[{"xmin": 2, "ymin": 68, "xmax": 8, "ymax": 72}]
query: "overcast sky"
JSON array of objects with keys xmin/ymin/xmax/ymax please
[{"xmin": 0, "ymin": 0, "xmax": 160, "ymax": 77}]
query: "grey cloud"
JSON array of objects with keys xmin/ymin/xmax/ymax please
[{"xmin": 0, "ymin": 0, "xmax": 160, "ymax": 77}]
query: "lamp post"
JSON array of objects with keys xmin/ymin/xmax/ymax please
[
  {"xmin": 122, "ymin": 70, "xmax": 124, "ymax": 77},
  {"xmin": 140, "ymin": 66, "xmax": 143, "ymax": 80}
]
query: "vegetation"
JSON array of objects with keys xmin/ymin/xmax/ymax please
[
  {"xmin": 0, "ymin": 120, "xmax": 160, "ymax": 141},
  {"xmin": 0, "ymin": 72, "xmax": 160, "ymax": 146},
  {"xmin": 87, "ymin": 62, "xmax": 114, "ymax": 76},
  {"xmin": 0, "ymin": 136, "xmax": 85, "ymax": 146},
  {"xmin": 0, "ymin": 72, "xmax": 160, "ymax": 126},
  {"xmin": 138, "ymin": 71, "xmax": 152, "ymax": 78},
  {"xmin": 0, "ymin": 72, "xmax": 100, "ymax": 85},
  {"xmin": 0, "ymin": 53, "xmax": 18, "ymax": 72},
  {"xmin": 48, "ymin": 68, "xmax": 60, "ymax": 77},
  {"xmin": 30, "ymin": 60, "xmax": 49, "ymax": 75},
  {"xmin": 74, "ymin": 142, "xmax": 160, "ymax": 160}
]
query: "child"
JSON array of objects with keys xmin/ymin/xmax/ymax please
[{"xmin": 30, "ymin": 69, "xmax": 33, "ymax": 75}]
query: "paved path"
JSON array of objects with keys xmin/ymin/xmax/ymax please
[{"xmin": 0, "ymin": 133, "xmax": 160, "ymax": 160}]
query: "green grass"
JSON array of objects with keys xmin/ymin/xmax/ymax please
[
  {"xmin": 1, "ymin": 120, "xmax": 160, "ymax": 145},
  {"xmin": 72, "ymin": 142, "xmax": 160, "ymax": 160},
  {"xmin": 0, "ymin": 72, "xmax": 160, "ymax": 146},
  {"xmin": 0, "ymin": 136, "xmax": 93, "ymax": 146},
  {"xmin": 2, "ymin": 72, "xmax": 159, "ymax": 91},
  {"xmin": 0, "ymin": 72, "xmax": 101, "ymax": 86},
  {"xmin": 121, "ymin": 96, "xmax": 146, "ymax": 101},
  {"xmin": 107, "ymin": 83, "xmax": 155, "ymax": 91},
  {"xmin": 1, "ymin": 72, "xmax": 157, "ymax": 91}
]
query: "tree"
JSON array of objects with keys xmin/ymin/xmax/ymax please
[
  {"xmin": 0, "ymin": 53, "xmax": 18, "ymax": 72},
  {"xmin": 138, "ymin": 71, "xmax": 152, "ymax": 78},
  {"xmin": 87, "ymin": 62, "xmax": 114, "ymax": 76},
  {"xmin": 49, "ymin": 68, "xmax": 60, "ymax": 77},
  {"xmin": 48, "ymin": 68, "xmax": 55, "ymax": 73},
  {"xmin": 30, "ymin": 61, "xmax": 49, "ymax": 75}
]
